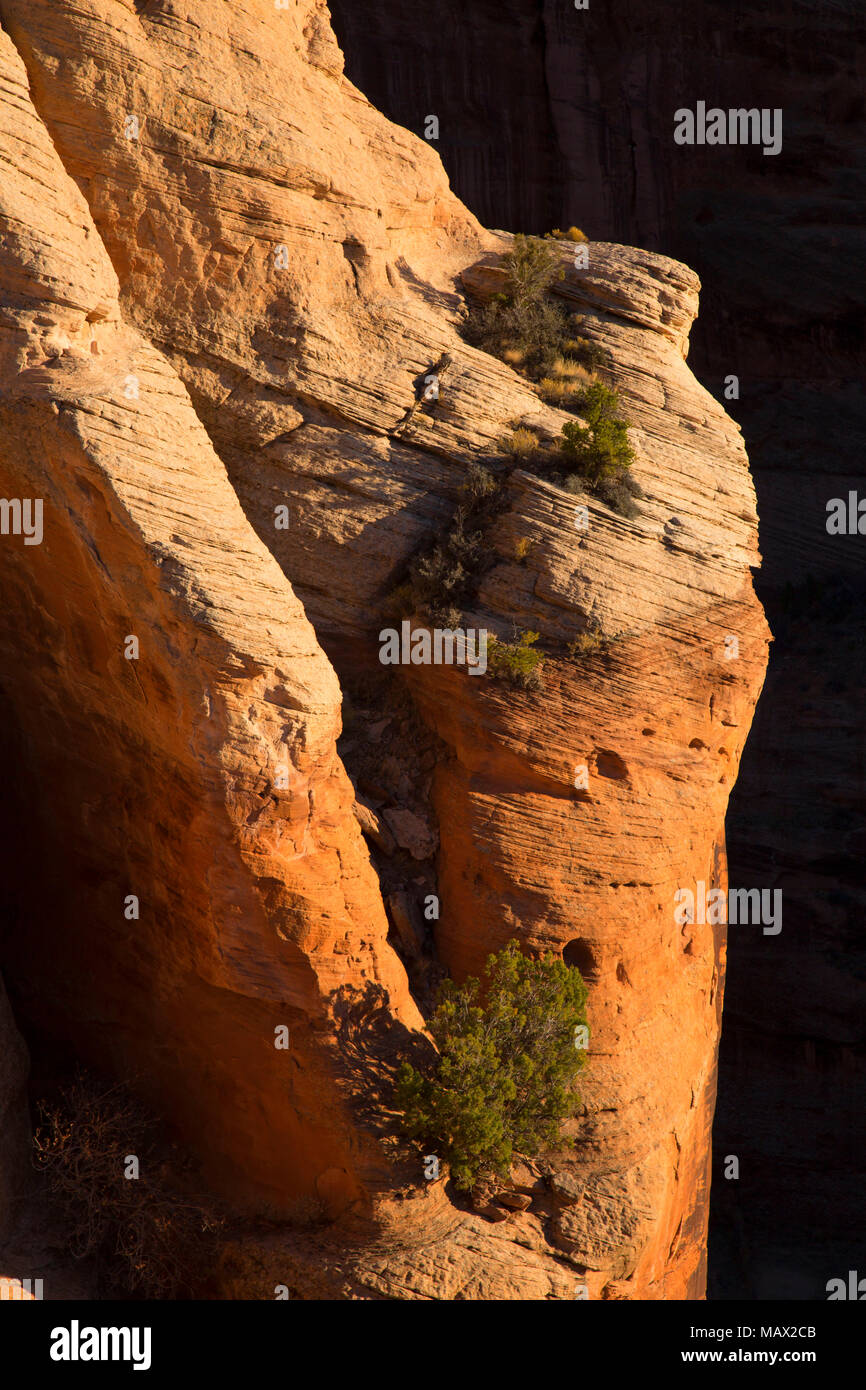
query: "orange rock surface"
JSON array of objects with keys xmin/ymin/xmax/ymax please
[{"xmin": 0, "ymin": 0, "xmax": 769, "ymax": 1297}]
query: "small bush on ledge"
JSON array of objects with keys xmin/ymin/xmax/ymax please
[
  {"xmin": 499, "ymin": 385, "xmax": 642, "ymax": 520},
  {"xmin": 500, "ymin": 426, "xmax": 544, "ymax": 462},
  {"xmin": 560, "ymin": 381, "xmax": 636, "ymax": 485},
  {"xmin": 537, "ymin": 358, "xmax": 596, "ymax": 409},
  {"xmin": 462, "ymin": 232, "xmax": 607, "ymax": 393},
  {"xmin": 502, "ymin": 232, "xmax": 566, "ymax": 307},
  {"xmin": 594, "ymin": 471, "xmax": 643, "ymax": 519},
  {"xmin": 567, "ymin": 629, "xmax": 604, "ymax": 659},
  {"xmin": 395, "ymin": 940, "xmax": 588, "ymax": 1192},
  {"xmin": 463, "ymin": 234, "xmax": 575, "ymax": 379},
  {"xmin": 544, "ymin": 382, "xmax": 643, "ymax": 519},
  {"xmin": 487, "ymin": 629, "xmax": 545, "ymax": 689}
]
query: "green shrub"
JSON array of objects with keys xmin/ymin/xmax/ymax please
[
  {"xmin": 486, "ymin": 629, "xmax": 544, "ymax": 689},
  {"xmin": 462, "ymin": 234, "xmax": 579, "ymax": 380},
  {"xmin": 505, "ymin": 383, "xmax": 642, "ymax": 518},
  {"xmin": 560, "ymin": 382, "xmax": 635, "ymax": 486},
  {"xmin": 395, "ymin": 939, "xmax": 588, "ymax": 1191}
]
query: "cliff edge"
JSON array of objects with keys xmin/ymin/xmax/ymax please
[{"xmin": 0, "ymin": 0, "xmax": 769, "ymax": 1299}]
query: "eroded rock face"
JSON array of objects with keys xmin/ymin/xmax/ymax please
[
  {"xmin": 0, "ymin": 14, "xmax": 420, "ymax": 1218},
  {"xmin": 409, "ymin": 243, "xmax": 768, "ymax": 1298},
  {"xmin": 329, "ymin": 0, "xmax": 866, "ymax": 594},
  {"xmin": 0, "ymin": 0, "xmax": 768, "ymax": 1297},
  {"xmin": 327, "ymin": 0, "xmax": 866, "ymax": 1295}
]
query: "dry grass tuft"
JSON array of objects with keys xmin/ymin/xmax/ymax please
[{"xmin": 500, "ymin": 427, "xmax": 543, "ymax": 460}]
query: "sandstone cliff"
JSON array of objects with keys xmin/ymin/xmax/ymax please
[
  {"xmin": 0, "ymin": 0, "xmax": 768, "ymax": 1298},
  {"xmin": 327, "ymin": 0, "xmax": 865, "ymax": 1296},
  {"xmin": 330, "ymin": 0, "xmax": 865, "ymax": 588}
]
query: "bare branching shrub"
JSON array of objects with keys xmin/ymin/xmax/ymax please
[
  {"xmin": 462, "ymin": 462, "xmax": 499, "ymax": 502},
  {"xmin": 563, "ymin": 473, "xmax": 589, "ymax": 496},
  {"xmin": 32, "ymin": 1071, "xmax": 223, "ymax": 1299},
  {"xmin": 501, "ymin": 233, "xmax": 565, "ymax": 307},
  {"xmin": 593, "ymin": 472, "xmax": 642, "ymax": 518},
  {"xmin": 387, "ymin": 465, "xmax": 506, "ymax": 626}
]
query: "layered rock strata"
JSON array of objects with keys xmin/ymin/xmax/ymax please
[
  {"xmin": 0, "ymin": 0, "xmax": 769, "ymax": 1298},
  {"xmin": 325, "ymin": 0, "xmax": 866, "ymax": 1296}
]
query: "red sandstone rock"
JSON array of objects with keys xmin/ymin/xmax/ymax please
[
  {"xmin": 0, "ymin": 0, "xmax": 769, "ymax": 1298},
  {"xmin": 495, "ymin": 1192, "xmax": 533, "ymax": 1212}
]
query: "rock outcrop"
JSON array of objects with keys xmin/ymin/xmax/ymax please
[
  {"xmin": 0, "ymin": 11, "xmax": 420, "ymax": 1218},
  {"xmin": 330, "ymin": 0, "xmax": 866, "ymax": 588},
  {"xmin": 0, "ymin": 0, "xmax": 768, "ymax": 1297},
  {"xmin": 326, "ymin": 0, "xmax": 865, "ymax": 1296}
]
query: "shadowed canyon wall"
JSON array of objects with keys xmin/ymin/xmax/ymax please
[
  {"xmin": 329, "ymin": 0, "xmax": 866, "ymax": 1297},
  {"xmin": 0, "ymin": 0, "xmax": 771, "ymax": 1297}
]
